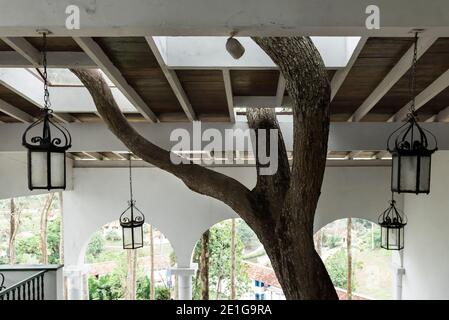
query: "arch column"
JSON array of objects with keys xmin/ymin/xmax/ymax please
[
  {"xmin": 64, "ymin": 265, "xmax": 89, "ymax": 300},
  {"xmin": 171, "ymin": 264, "xmax": 197, "ymax": 300}
]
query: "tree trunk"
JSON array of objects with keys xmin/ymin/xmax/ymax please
[
  {"xmin": 40, "ymin": 193, "xmax": 55, "ymax": 264},
  {"xmin": 126, "ymin": 249, "xmax": 137, "ymax": 300},
  {"xmin": 347, "ymin": 217, "xmax": 352, "ymax": 300},
  {"xmin": 71, "ymin": 36, "xmax": 337, "ymax": 300},
  {"xmin": 149, "ymin": 225, "xmax": 155, "ymax": 300},
  {"xmin": 200, "ymin": 230, "xmax": 209, "ymax": 300},
  {"xmin": 8, "ymin": 198, "xmax": 20, "ymax": 264},
  {"xmin": 216, "ymin": 276, "xmax": 222, "ymax": 300},
  {"xmin": 230, "ymin": 219, "xmax": 236, "ymax": 300}
]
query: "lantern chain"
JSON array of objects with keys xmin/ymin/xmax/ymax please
[
  {"xmin": 408, "ymin": 32, "xmax": 419, "ymax": 117},
  {"xmin": 41, "ymin": 32, "xmax": 51, "ymax": 112},
  {"xmin": 128, "ymin": 153, "xmax": 134, "ymax": 203}
]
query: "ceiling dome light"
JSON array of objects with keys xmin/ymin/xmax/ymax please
[{"xmin": 226, "ymin": 33, "xmax": 245, "ymax": 59}]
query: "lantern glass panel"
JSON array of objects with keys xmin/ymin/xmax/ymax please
[
  {"xmin": 30, "ymin": 151, "xmax": 48, "ymax": 188},
  {"xmin": 399, "ymin": 155, "xmax": 418, "ymax": 192},
  {"xmin": 50, "ymin": 152, "xmax": 66, "ymax": 187},
  {"xmin": 381, "ymin": 226, "xmax": 404, "ymax": 250},
  {"xmin": 418, "ymin": 155, "xmax": 431, "ymax": 193},
  {"xmin": 392, "ymin": 155, "xmax": 399, "ymax": 191},
  {"xmin": 122, "ymin": 225, "xmax": 143, "ymax": 249}
]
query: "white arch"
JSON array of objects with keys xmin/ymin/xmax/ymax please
[{"xmin": 63, "ymin": 166, "xmax": 252, "ymax": 268}]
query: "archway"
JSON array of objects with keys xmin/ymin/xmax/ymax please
[
  {"xmin": 191, "ymin": 218, "xmax": 284, "ymax": 300},
  {"xmin": 83, "ymin": 220, "xmax": 176, "ymax": 300},
  {"xmin": 315, "ymin": 218, "xmax": 393, "ymax": 300}
]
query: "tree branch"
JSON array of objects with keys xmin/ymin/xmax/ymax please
[
  {"xmin": 252, "ymin": 37, "xmax": 330, "ymax": 231},
  {"xmin": 70, "ymin": 69, "xmax": 256, "ymax": 227},
  {"xmin": 247, "ymin": 108, "xmax": 290, "ymax": 218}
]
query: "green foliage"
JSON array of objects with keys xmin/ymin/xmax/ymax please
[
  {"xmin": 193, "ymin": 219, "xmax": 251, "ymax": 300},
  {"xmin": 104, "ymin": 229, "xmax": 121, "ymax": 242},
  {"xmin": 86, "ymin": 232, "xmax": 105, "ymax": 263},
  {"xmin": 16, "ymin": 235, "xmax": 40, "ymax": 263},
  {"xmin": 359, "ymin": 224, "xmax": 381, "ymax": 250},
  {"xmin": 88, "ymin": 274, "xmax": 124, "ymax": 300},
  {"xmin": 136, "ymin": 275, "xmax": 170, "ymax": 300},
  {"xmin": 325, "ymin": 248, "xmax": 357, "ymax": 291},
  {"xmin": 323, "ymin": 234, "xmax": 342, "ymax": 249},
  {"xmin": 236, "ymin": 219, "xmax": 259, "ymax": 250},
  {"xmin": 47, "ymin": 216, "xmax": 61, "ymax": 264}
]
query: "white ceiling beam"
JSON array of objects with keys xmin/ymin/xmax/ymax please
[
  {"xmin": 0, "ymin": 51, "xmax": 96, "ymax": 68},
  {"xmin": 275, "ymin": 74, "xmax": 286, "ymax": 107},
  {"xmin": 436, "ymin": 106, "xmax": 449, "ymax": 122},
  {"xmin": 145, "ymin": 37, "xmax": 196, "ymax": 121},
  {"xmin": 73, "ymin": 37, "xmax": 158, "ymax": 122},
  {"xmin": 83, "ymin": 152, "xmax": 105, "ymax": 160},
  {"xmin": 54, "ymin": 112, "xmax": 79, "ymax": 124},
  {"xmin": 0, "ymin": 98, "xmax": 34, "ymax": 122},
  {"xmin": 1, "ymin": 37, "xmax": 41, "ymax": 67},
  {"xmin": 222, "ymin": 69, "xmax": 235, "ymax": 123},
  {"xmin": 349, "ymin": 34, "xmax": 438, "ymax": 122},
  {"xmin": 1, "ymin": 0, "xmax": 449, "ymax": 37},
  {"xmin": 330, "ymin": 36, "xmax": 368, "ymax": 101},
  {"xmin": 389, "ymin": 69, "xmax": 449, "ymax": 122}
]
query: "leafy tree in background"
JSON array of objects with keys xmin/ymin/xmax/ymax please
[
  {"xmin": 88, "ymin": 273, "xmax": 124, "ymax": 300},
  {"xmin": 86, "ymin": 232, "xmax": 105, "ymax": 263},
  {"xmin": 136, "ymin": 275, "xmax": 170, "ymax": 300},
  {"xmin": 193, "ymin": 219, "xmax": 250, "ymax": 300}
]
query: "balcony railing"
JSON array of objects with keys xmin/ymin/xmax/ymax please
[
  {"xmin": 0, "ymin": 270, "xmax": 47, "ymax": 300},
  {"xmin": 0, "ymin": 265, "xmax": 63, "ymax": 300}
]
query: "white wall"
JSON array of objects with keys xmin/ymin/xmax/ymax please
[
  {"xmin": 402, "ymin": 151, "xmax": 449, "ymax": 299},
  {"xmin": 63, "ymin": 165, "xmax": 393, "ymax": 269},
  {"xmin": 0, "ymin": 152, "xmax": 73, "ymax": 199}
]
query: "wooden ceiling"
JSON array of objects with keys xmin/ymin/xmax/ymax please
[{"xmin": 1, "ymin": 36, "xmax": 449, "ymax": 124}]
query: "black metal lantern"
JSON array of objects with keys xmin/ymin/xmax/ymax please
[
  {"xmin": 378, "ymin": 197, "xmax": 407, "ymax": 251},
  {"xmin": 119, "ymin": 155, "xmax": 145, "ymax": 249},
  {"xmin": 387, "ymin": 33, "xmax": 437, "ymax": 194},
  {"xmin": 22, "ymin": 32, "xmax": 72, "ymax": 191}
]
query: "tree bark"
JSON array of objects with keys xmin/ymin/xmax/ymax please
[
  {"xmin": 8, "ymin": 198, "xmax": 20, "ymax": 264},
  {"xmin": 40, "ymin": 193, "xmax": 55, "ymax": 264},
  {"xmin": 230, "ymin": 219, "xmax": 236, "ymax": 300},
  {"xmin": 70, "ymin": 36, "xmax": 337, "ymax": 300},
  {"xmin": 200, "ymin": 230, "xmax": 209, "ymax": 300},
  {"xmin": 347, "ymin": 218, "xmax": 352, "ymax": 300},
  {"xmin": 149, "ymin": 225, "xmax": 155, "ymax": 300}
]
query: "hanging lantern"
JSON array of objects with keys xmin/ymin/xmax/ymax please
[
  {"xmin": 378, "ymin": 198, "xmax": 407, "ymax": 250},
  {"xmin": 387, "ymin": 32, "xmax": 437, "ymax": 194},
  {"xmin": 22, "ymin": 32, "xmax": 71, "ymax": 191},
  {"xmin": 120, "ymin": 155, "xmax": 145, "ymax": 249}
]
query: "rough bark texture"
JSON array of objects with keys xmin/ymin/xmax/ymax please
[
  {"xmin": 70, "ymin": 36, "xmax": 337, "ymax": 300},
  {"xmin": 200, "ymin": 230, "xmax": 210, "ymax": 300},
  {"xmin": 40, "ymin": 193, "xmax": 55, "ymax": 264}
]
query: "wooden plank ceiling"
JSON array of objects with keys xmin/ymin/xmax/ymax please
[{"xmin": 1, "ymin": 37, "xmax": 449, "ymax": 124}]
